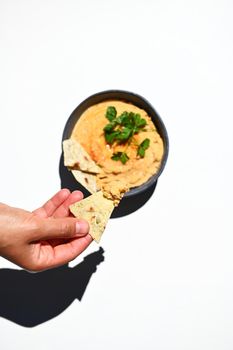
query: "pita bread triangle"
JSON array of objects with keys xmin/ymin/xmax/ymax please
[
  {"xmin": 63, "ymin": 139, "xmax": 100, "ymax": 174},
  {"xmin": 69, "ymin": 191, "xmax": 114, "ymax": 243},
  {"xmin": 71, "ymin": 169, "xmax": 99, "ymax": 194}
]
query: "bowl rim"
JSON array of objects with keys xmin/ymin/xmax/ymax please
[{"xmin": 62, "ymin": 89, "xmax": 169, "ymax": 198}]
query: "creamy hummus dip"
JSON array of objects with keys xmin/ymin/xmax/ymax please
[{"xmin": 71, "ymin": 100, "xmax": 164, "ymax": 203}]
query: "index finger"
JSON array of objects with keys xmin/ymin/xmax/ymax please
[{"xmin": 33, "ymin": 189, "xmax": 70, "ymax": 218}]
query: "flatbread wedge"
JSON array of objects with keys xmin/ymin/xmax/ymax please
[
  {"xmin": 69, "ymin": 191, "xmax": 114, "ymax": 243},
  {"xmin": 63, "ymin": 139, "xmax": 100, "ymax": 174},
  {"xmin": 71, "ymin": 169, "xmax": 99, "ymax": 194}
]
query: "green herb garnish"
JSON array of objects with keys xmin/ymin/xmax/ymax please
[
  {"xmin": 105, "ymin": 106, "xmax": 117, "ymax": 121},
  {"xmin": 111, "ymin": 152, "xmax": 129, "ymax": 164},
  {"xmin": 137, "ymin": 138, "xmax": 150, "ymax": 158},
  {"xmin": 104, "ymin": 106, "xmax": 151, "ymax": 164},
  {"xmin": 105, "ymin": 130, "xmax": 121, "ymax": 145},
  {"xmin": 104, "ymin": 107, "xmax": 147, "ymax": 144}
]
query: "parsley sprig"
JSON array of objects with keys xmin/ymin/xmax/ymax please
[
  {"xmin": 104, "ymin": 106, "xmax": 150, "ymax": 164},
  {"xmin": 137, "ymin": 138, "xmax": 150, "ymax": 158},
  {"xmin": 111, "ymin": 152, "xmax": 129, "ymax": 164},
  {"xmin": 104, "ymin": 107, "xmax": 147, "ymax": 144}
]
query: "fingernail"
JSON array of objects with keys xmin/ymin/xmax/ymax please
[{"xmin": 76, "ymin": 220, "xmax": 89, "ymax": 235}]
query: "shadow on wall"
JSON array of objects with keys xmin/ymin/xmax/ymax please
[{"xmin": 0, "ymin": 247, "xmax": 104, "ymax": 327}]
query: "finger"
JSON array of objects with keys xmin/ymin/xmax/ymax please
[
  {"xmin": 33, "ymin": 189, "xmax": 70, "ymax": 218},
  {"xmin": 44, "ymin": 234, "xmax": 93, "ymax": 269},
  {"xmin": 34, "ymin": 216, "xmax": 89, "ymax": 240},
  {"xmin": 53, "ymin": 190, "xmax": 83, "ymax": 218}
]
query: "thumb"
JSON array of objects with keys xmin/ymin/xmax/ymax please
[{"xmin": 34, "ymin": 217, "xmax": 89, "ymax": 240}]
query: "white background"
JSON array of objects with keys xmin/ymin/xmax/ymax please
[{"xmin": 0, "ymin": 0, "xmax": 233, "ymax": 349}]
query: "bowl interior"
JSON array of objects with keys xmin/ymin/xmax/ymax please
[{"xmin": 62, "ymin": 90, "xmax": 169, "ymax": 198}]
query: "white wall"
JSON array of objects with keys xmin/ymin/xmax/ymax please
[{"xmin": 0, "ymin": 0, "xmax": 233, "ymax": 349}]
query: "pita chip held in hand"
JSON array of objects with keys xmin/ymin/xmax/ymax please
[{"xmin": 69, "ymin": 191, "xmax": 114, "ymax": 243}]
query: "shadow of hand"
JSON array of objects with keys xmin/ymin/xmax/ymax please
[{"xmin": 0, "ymin": 247, "xmax": 104, "ymax": 327}]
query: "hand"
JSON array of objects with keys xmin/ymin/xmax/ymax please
[{"xmin": 0, "ymin": 189, "xmax": 92, "ymax": 272}]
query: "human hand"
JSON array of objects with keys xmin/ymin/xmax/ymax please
[{"xmin": 0, "ymin": 189, "xmax": 92, "ymax": 271}]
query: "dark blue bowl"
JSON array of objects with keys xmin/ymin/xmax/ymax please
[{"xmin": 62, "ymin": 90, "xmax": 169, "ymax": 199}]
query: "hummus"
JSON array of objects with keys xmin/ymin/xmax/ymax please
[{"xmin": 71, "ymin": 100, "xmax": 164, "ymax": 203}]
